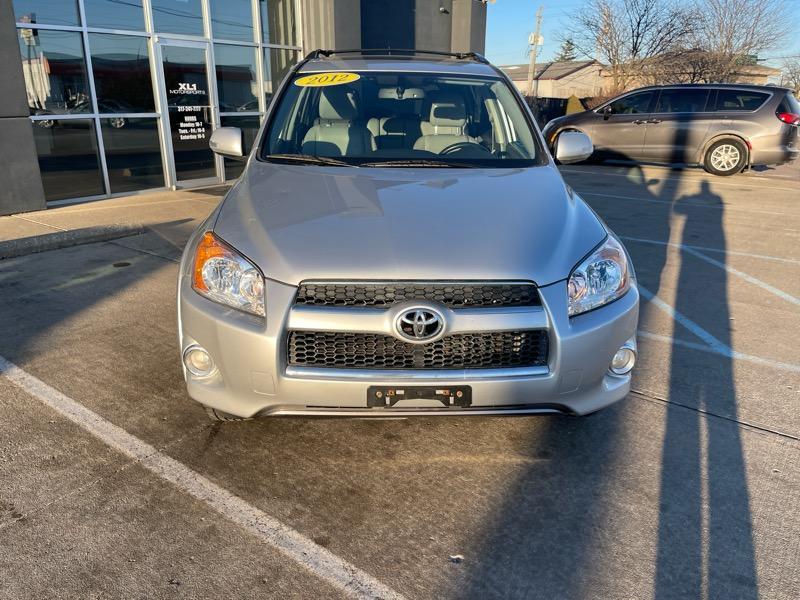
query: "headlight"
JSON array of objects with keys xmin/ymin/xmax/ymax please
[
  {"xmin": 191, "ymin": 232, "xmax": 265, "ymax": 317},
  {"xmin": 567, "ymin": 235, "xmax": 630, "ymax": 316}
]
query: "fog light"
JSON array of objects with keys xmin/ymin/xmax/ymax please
[
  {"xmin": 610, "ymin": 346, "xmax": 636, "ymax": 375},
  {"xmin": 183, "ymin": 345, "xmax": 216, "ymax": 377}
]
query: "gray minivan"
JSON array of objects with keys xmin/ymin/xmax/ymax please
[{"xmin": 542, "ymin": 84, "xmax": 800, "ymax": 175}]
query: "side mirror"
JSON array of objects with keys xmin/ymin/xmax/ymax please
[
  {"xmin": 209, "ymin": 127, "xmax": 245, "ymax": 160},
  {"xmin": 602, "ymin": 105, "xmax": 612, "ymax": 120},
  {"xmin": 555, "ymin": 131, "xmax": 593, "ymax": 164}
]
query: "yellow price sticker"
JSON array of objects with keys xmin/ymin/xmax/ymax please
[{"xmin": 294, "ymin": 72, "xmax": 361, "ymax": 87}]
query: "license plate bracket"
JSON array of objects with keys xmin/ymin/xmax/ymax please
[{"xmin": 367, "ymin": 385, "xmax": 472, "ymax": 408}]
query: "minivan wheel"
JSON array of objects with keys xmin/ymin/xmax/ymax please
[
  {"xmin": 203, "ymin": 405, "xmax": 249, "ymax": 421},
  {"xmin": 704, "ymin": 139, "xmax": 747, "ymax": 176}
]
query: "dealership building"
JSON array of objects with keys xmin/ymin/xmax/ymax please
[{"xmin": 0, "ymin": 0, "xmax": 486, "ymax": 215}]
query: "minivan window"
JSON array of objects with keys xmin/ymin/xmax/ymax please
[
  {"xmin": 605, "ymin": 91, "xmax": 653, "ymax": 115},
  {"xmin": 779, "ymin": 93, "xmax": 800, "ymax": 115},
  {"xmin": 654, "ymin": 89, "xmax": 710, "ymax": 113},
  {"xmin": 262, "ymin": 72, "xmax": 542, "ymax": 167},
  {"xmin": 714, "ymin": 90, "xmax": 769, "ymax": 111}
]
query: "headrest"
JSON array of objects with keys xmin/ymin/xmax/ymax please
[
  {"xmin": 319, "ymin": 86, "xmax": 358, "ymax": 120},
  {"xmin": 428, "ymin": 92, "xmax": 466, "ymax": 127}
]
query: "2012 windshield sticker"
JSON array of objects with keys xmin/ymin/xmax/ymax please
[{"xmin": 294, "ymin": 72, "xmax": 360, "ymax": 87}]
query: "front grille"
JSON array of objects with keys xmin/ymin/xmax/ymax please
[
  {"xmin": 294, "ymin": 282, "xmax": 540, "ymax": 309},
  {"xmin": 287, "ymin": 330, "xmax": 549, "ymax": 370}
]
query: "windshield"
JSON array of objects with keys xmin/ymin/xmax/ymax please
[{"xmin": 261, "ymin": 71, "xmax": 543, "ymax": 167}]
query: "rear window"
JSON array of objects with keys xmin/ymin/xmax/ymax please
[
  {"xmin": 779, "ymin": 93, "xmax": 800, "ymax": 114},
  {"xmin": 714, "ymin": 90, "xmax": 769, "ymax": 112}
]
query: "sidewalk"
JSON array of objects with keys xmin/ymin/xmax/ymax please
[{"xmin": 0, "ymin": 186, "xmax": 228, "ymax": 261}]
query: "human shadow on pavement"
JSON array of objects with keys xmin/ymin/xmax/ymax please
[
  {"xmin": 654, "ymin": 181, "xmax": 758, "ymax": 600},
  {"xmin": 458, "ymin": 150, "xmax": 757, "ymax": 597},
  {"xmin": 454, "ymin": 156, "xmax": 674, "ymax": 599}
]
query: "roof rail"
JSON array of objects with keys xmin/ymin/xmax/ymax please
[{"xmin": 305, "ymin": 48, "xmax": 490, "ymax": 64}]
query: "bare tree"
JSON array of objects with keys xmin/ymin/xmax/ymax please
[
  {"xmin": 685, "ymin": 0, "xmax": 791, "ymax": 82},
  {"xmin": 780, "ymin": 58, "xmax": 800, "ymax": 95},
  {"xmin": 570, "ymin": 0, "xmax": 694, "ymax": 93},
  {"xmin": 569, "ymin": 0, "xmax": 790, "ymax": 89}
]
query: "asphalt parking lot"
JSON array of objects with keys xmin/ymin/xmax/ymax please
[{"xmin": 1, "ymin": 160, "xmax": 798, "ymax": 599}]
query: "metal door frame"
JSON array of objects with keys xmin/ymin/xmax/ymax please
[{"xmin": 153, "ymin": 36, "xmax": 222, "ymax": 189}]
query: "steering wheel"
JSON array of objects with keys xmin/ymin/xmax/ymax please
[{"xmin": 438, "ymin": 141, "xmax": 492, "ymax": 156}]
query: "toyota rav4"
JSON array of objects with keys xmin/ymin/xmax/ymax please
[{"xmin": 178, "ymin": 49, "xmax": 639, "ymax": 420}]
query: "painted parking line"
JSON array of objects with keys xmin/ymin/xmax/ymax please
[
  {"xmin": 638, "ymin": 286, "xmax": 800, "ymax": 374},
  {"xmin": 0, "ymin": 356, "xmax": 405, "ymax": 600},
  {"xmin": 575, "ymin": 190, "xmax": 796, "ymax": 218},
  {"xmin": 623, "ymin": 237, "xmax": 800, "ymax": 306},
  {"xmin": 680, "ymin": 246, "xmax": 799, "ymax": 306},
  {"xmin": 637, "ymin": 331, "xmax": 800, "ymax": 374},
  {"xmin": 621, "ymin": 235, "xmax": 800, "ymax": 266},
  {"xmin": 561, "ymin": 167, "xmax": 800, "ymax": 193}
]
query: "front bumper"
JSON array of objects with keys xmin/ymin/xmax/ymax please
[{"xmin": 178, "ymin": 271, "xmax": 640, "ymax": 418}]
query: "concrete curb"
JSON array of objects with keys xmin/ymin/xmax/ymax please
[{"xmin": 0, "ymin": 224, "xmax": 147, "ymax": 260}]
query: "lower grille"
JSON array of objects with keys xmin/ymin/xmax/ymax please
[{"xmin": 287, "ymin": 330, "xmax": 549, "ymax": 370}]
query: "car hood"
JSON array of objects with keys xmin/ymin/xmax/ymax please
[{"xmin": 213, "ymin": 161, "xmax": 606, "ymax": 287}]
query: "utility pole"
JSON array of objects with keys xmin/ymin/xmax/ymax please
[{"xmin": 526, "ymin": 5, "xmax": 544, "ymax": 97}]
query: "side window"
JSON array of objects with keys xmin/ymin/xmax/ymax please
[
  {"xmin": 607, "ymin": 92, "xmax": 653, "ymax": 115},
  {"xmin": 714, "ymin": 90, "xmax": 769, "ymax": 111},
  {"xmin": 654, "ymin": 89, "xmax": 709, "ymax": 113}
]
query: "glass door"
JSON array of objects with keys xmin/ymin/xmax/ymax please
[{"xmin": 157, "ymin": 40, "xmax": 218, "ymax": 187}]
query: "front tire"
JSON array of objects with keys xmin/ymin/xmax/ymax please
[
  {"xmin": 704, "ymin": 139, "xmax": 747, "ymax": 176},
  {"xmin": 203, "ymin": 405, "xmax": 249, "ymax": 421}
]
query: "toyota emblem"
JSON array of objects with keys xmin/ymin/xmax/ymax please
[{"xmin": 396, "ymin": 308, "xmax": 444, "ymax": 342}]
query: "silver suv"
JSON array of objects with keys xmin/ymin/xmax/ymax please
[
  {"xmin": 177, "ymin": 50, "xmax": 639, "ymax": 420},
  {"xmin": 543, "ymin": 84, "xmax": 800, "ymax": 175}
]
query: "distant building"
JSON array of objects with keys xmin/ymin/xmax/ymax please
[
  {"xmin": 725, "ymin": 64, "xmax": 782, "ymax": 86},
  {"xmin": 499, "ymin": 60, "xmax": 604, "ymax": 99},
  {"xmin": 501, "ymin": 58, "xmax": 783, "ymax": 101}
]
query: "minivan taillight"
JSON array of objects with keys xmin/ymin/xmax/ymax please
[{"xmin": 777, "ymin": 112, "xmax": 800, "ymax": 125}]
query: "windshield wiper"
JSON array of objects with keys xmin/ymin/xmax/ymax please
[
  {"xmin": 358, "ymin": 159, "xmax": 479, "ymax": 168},
  {"xmin": 265, "ymin": 153, "xmax": 353, "ymax": 167}
]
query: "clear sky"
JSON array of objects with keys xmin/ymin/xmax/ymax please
[{"xmin": 484, "ymin": 0, "xmax": 800, "ymax": 69}]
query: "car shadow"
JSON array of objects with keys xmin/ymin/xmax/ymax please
[{"xmin": 0, "ymin": 218, "xmax": 198, "ymax": 368}]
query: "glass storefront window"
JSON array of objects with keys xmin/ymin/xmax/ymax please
[
  {"xmin": 151, "ymin": 0, "xmax": 204, "ymax": 36},
  {"xmin": 32, "ymin": 119, "xmax": 104, "ymax": 201},
  {"xmin": 13, "ymin": 1, "xmax": 79, "ymax": 26},
  {"xmin": 264, "ymin": 47, "xmax": 297, "ymax": 104},
  {"xmin": 220, "ymin": 115, "xmax": 260, "ymax": 179},
  {"xmin": 215, "ymin": 44, "xmax": 258, "ymax": 112},
  {"xmin": 101, "ymin": 118, "xmax": 164, "ymax": 193},
  {"xmin": 19, "ymin": 30, "xmax": 91, "ymax": 117},
  {"xmin": 14, "ymin": 0, "xmax": 300, "ymax": 204},
  {"xmin": 83, "ymin": 0, "xmax": 145, "ymax": 31},
  {"xmin": 259, "ymin": 0, "xmax": 297, "ymax": 45},
  {"xmin": 89, "ymin": 34, "xmax": 155, "ymax": 113},
  {"xmin": 209, "ymin": 0, "xmax": 254, "ymax": 42}
]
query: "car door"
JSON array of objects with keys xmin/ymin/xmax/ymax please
[
  {"xmin": 591, "ymin": 90, "xmax": 656, "ymax": 159},
  {"xmin": 641, "ymin": 88, "xmax": 713, "ymax": 163}
]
